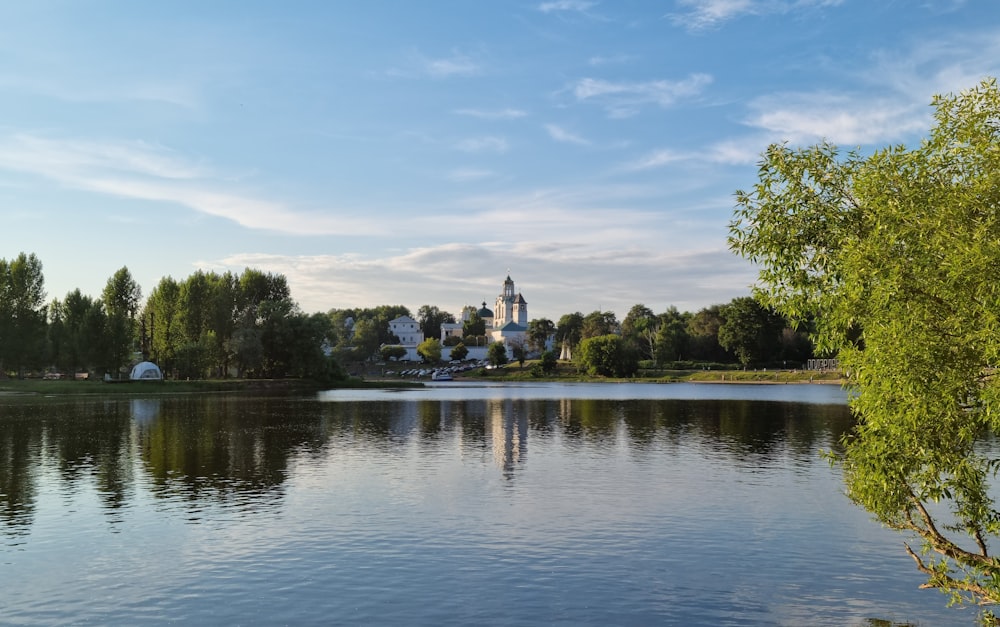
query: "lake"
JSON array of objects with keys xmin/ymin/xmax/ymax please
[{"xmin": 0, "ymin": 382, "xmax": 977, "ymax": 625}]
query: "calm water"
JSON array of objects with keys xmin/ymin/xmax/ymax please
[{"xmin": 0, "ymin": 382, "xmax": 976, "ymax": 625}]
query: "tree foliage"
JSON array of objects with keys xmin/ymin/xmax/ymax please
[
  {"xmin": 0, "ymin": 253, "xmax": 48, "ymax": 376},
  {"xmin": 576, "ymin": 334, "xmax": 638, "ymax": 378},
  {"xmin": 417, "ymin": 337, "xmax": 442, "ymax": 363},
  {"xmin": 487, "ymin": 341, "xmax": 508, "ymax": 367},
  {"xmin": 729, "ymin": 78, "xmax": 1000, "ymax": 608}
]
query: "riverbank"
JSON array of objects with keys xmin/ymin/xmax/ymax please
[
  {"xmin": 0, "ymin": 377, "xmax": 418, "ymax": 398},
  {"xmin": 0, "ymin": 366, "xmax": 844, "ymax": 398}
]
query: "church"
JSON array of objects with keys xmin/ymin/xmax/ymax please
[
  {"xmin": 489, "ymin": 274, "xmax": 528, "ymax": 346},
  {"xmin": 440, "ymin": 274, "xmax": 530, "ymax": 352}
]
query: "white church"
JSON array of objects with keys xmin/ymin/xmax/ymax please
[{"xmin": 406, "ymin": 274, "xmax": 533, "ymax": 360}]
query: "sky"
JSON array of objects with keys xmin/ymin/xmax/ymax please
[{"xmin": 2, "ymin": 1, "xmax": 998, "ymax": 323}]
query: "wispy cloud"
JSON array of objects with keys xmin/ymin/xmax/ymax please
[
  {"xmin": 744, "ymin": 92, "xmax": 928, "ymax": 145},
  {"xmin": 537, "ymin": 1, "xmax": 597, "ymax": 13},
  {"xmin": 545, "ymin": 124, "xmax": 590, "ymax": 145},
  {"xmin": 669, "ymin": 0, "xmax": 844, "ymax": 32},
  {"xmin": 446, "ymin": 168, "xmax": 496, "ymax": 182},
  {"xmin": 453, "ymin": 108, "xmax": 528, "ymax": 119},
  {"xmin": 455, "ymin": 136, "xmax": 509, "ymax": 153},
  {"xmin": 387, "ymin": 50, "xmax": 482, "ymax": 79},
  {"xmin": 622, "ymin": 148, "xmax": 688, "ymax": 170},
  {"xmin": 572, "ymin": 74, "xmax": 712, "ymax": 117},
  {"xmin": 0, "ymin": 133, "xmax": 383, "ymax": 236}
]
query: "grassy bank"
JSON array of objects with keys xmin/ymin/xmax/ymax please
[{"xmin": 0, "ymin": 376, "xmax": 419, "ymax": 398}]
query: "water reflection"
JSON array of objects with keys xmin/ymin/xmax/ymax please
[{"xmin": 0, "ymin": 391, "xmax": 854, "ymax": 540}]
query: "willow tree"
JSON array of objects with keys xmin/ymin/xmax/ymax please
[{"xmin": 729, "ymin": 78, "xmax": 1000, "ymax": 610}]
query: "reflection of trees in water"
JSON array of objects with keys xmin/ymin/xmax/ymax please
[
  {"xmin": 0, "ymin": 406, "xmax": 42, "ymax": 537},
  {"xmin": 139, "ymin": 396, "xmax": 330, "ymax": 508},
  {"xmin": 0, "ymin": 393, "xmax": 854, "ymax": 537}
]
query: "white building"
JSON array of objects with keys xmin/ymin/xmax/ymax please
[{"xmin": 387, "ymin": 315, "xmax": 424, "ymax": 360}]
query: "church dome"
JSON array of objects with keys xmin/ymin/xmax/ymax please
[{"xmin": 477, "ymin": 301, "xmax": 494, "ymax": 318}]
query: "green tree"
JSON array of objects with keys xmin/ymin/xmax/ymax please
[
  {"xmin": 717, "ymin": 297, "xmax": 784, "ymax": 367},
  {"xmin": 417, "ymin": 305, "xmax": 454, "ymax": 340},
  {"xmin": 622, "ymin": 304, "xmax": 659, "ymax": 360},
  {"xmin": 576, "ymin": 334, "xmax": 637, "ymax": 377},
  {"xmin": 380, "ymin": 344, "xmax": 407, "ymax": 361},
  {"xmin": 686, "ymin": 305, "xmax": 727, "ymax": 362},
  {"xmin": 729, "ymin": 78, "xmax": 1000, "ymax": 608},
  {"xmin": 0, "ymin": 253, "xmax": 48, "ymax": 376},
  {"xmin": 487, "ymin": 341, "xmax": 508, "ymax": 367},
  {"xmin": 350, "ymin": 318, "xmax": 380, "ymax": 362},
  {"xmin": 555, "ymin": 312, "xmax": 583, "ymax": 354},
  {"xmin": 463, "ymin": 311, "xmax": 486, "ymax": 338},
  {"xmin": 654, "ymin": 306, "xmax": 690, "ymax": 364},
  {"xmin": 581, "ymin": 310, "xmax": 619, "ymax": 340},
  {"xmin": 539, "ymin": 349, "xmax": 557, "ymax": 374},
  {"xmin": 510, "ymin": 338, "xmax": 527, "ymax": 368},
  {"xmin": 449, "ymin": 342, "xmax": 469, "ymax": 361},
  {"xmin": 417, "ymin": 337, "xmax": 442, "ymax": 363},
  {"xmin": 102, "ymin": 267, "xmax": 142, "ymax": 377},
  {"xmin": 526, "ymin": 318, "xmax": 555, "ymax": 353}
]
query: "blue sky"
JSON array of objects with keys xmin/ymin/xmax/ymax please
[{"xmin": 2, "ymin": 1, "xmax": 997, "ymax": 322}]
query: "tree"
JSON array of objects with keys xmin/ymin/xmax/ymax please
[
  {"xmin": 622, "ymin": 304, "xmax": 659, "ymax": 360},
  {"xmin": 654, "ymin": 306, "xmax": 689, "ymax": 364},
  {"xmin": 729, "ymin": 78, "xmax": 1000, "ymax": 608},
  {"xmin": 510, "ymin": 338, "xmax": 527, "ymax": 368},
  {"xmin": 717, "ymin": 297, "xmax": 784, "ymax": 367},
  {"xmin": 102, "ymin": 267, "xmax": 142, "ymax": 376},
  {"xmin": 576, "ymin": 334, "xmax": 637, "ymax": 377},
  {"xmin": 538, "ymin": 349, "xmax": 557, "ymax": 374},
  {"xmin": 0, "ymin": 253, "xmax": 48, "ymax": 376},
  {"xmin": 526, "ymin": 318, "xmax": 555, "ymax": 353},
  {"xmin": 581, "ymin": 310, "xmax": 619, "ymax": 340},
  {"xmin": 487, "ymin": 342, "xmax": 508, "ymax": 368},
  {"xmin": 555, "ymin": 312, "xmax": 583, "ymax": 353},
  {"xmin": 417, "ymin": 338, "xmax": 442, "ymax": 363},
  {"xmin": 687, "ymin": 305, "xmax": 727, "ymax": 362},
  {"xmin": 380, "ymin": 345, "xmax": 407, "ymax": 361},
  {"xmin": 463, "ymin": 311, "xmax": 486, "ymax": 338},
  {"xmin": 417, "ymin": 305, "xmax": 454, "ymax": 340},
  {"xmin": 449, "ymin": 342, "xmax": 469, "ymax": 361}
]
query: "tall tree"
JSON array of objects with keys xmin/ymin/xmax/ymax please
[
  {"xmin": 686, "ymin": 305, "xmax": 727, "ymax": 362},
  {"xmin": 101, "ymin": 267, "xmax": 142, "ymax": 376},
  {"xmin": 654, "ymin": 306, "xmax": 690, "ymax": 364},
  {"xmin": 717, "ymin": 297, "xmax": 784, "ymax": 367},
  {"xmin": 729, "ymin": 78, "xmax": 1000, "ymax": 607},
  {"xmin": 622, "ymin": 304, "xmax": 659, "ymax": 360},
  {"xmin": 526, "ymin": 318, "xmax": 555, "ymax": 353},
  {"xmin": 417, "ymin": 305, "xmax": 454, "ymax": 340},
  {"xmin": 555, "ymin": 312, "xmax": 583, "ymax": 350},
  {"xmin": 581, "ymin": 310, "xmax": 619, "ymax": 340},
  {"xmin": 0, "ymin": 253, "xmax": 48, "ymax": 376}
]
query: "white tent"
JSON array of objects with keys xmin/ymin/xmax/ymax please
[{"xmin": 130, "ymin": 361, "xmax": 163, "ymax": 380}]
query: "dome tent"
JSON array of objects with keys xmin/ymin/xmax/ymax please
[{"xmin": 130, "ymin": 361, "xmax": 163, "ymax": 380}]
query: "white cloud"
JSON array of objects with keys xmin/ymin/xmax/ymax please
[
  {"xmin": 622, "ymin": 148, "xmax": 688, "ymax": 170},
  {"xmin": 453, "ymin": 108, "xmax": 528, "ymax": 119},
  {"xmin": 744, "ymin": 92, "xmax": 928, "ymax": 145},
  {"xmin": 669, "ymin": 0, "xmax": 844, "ymax": 31},
  {"xmin": 446, "ymin": 168, "xmax": 496, "ymax": 181},
  {"xmin": 537, "ymin": 1, "xmax": 597, "ymax": 13},
  {"xmin": 455, "ymin": 136, "xmax": 509, "ymax": 153},
  {"xmin": 544, "ymin": 124, "xmax": 590, "ymax": 145},
  {"xmin": 206, "ymin": 242, "xmax": 755, "ymax": 319},
  {"xmin": 573, "ymin": 74, "xmax": 712, "ymax": 117},
  {"xmin": 387, "ymin": 50, "xmax": 482, "ymax": 79},
  {"xmin": 426, "ymin": 55, "xmax": 480, "ymax": 78}
]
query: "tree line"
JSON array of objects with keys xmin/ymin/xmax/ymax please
[{"xmin": 0, "ymin": 252, "xmax": 819, "ymax": 381}]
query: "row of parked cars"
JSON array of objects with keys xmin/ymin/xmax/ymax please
[{"xmin": 396, "ymin": 360, "xmax": 489, "ymax": 378}]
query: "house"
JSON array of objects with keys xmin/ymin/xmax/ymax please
[{"xmin": 388, "ymin": 315, "xmax": 424, "ymax": 361}]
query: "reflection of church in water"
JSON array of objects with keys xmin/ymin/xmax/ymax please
[{"xmin": 490, "ymin": 400, "xmax": 529, "ymax": 474}]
